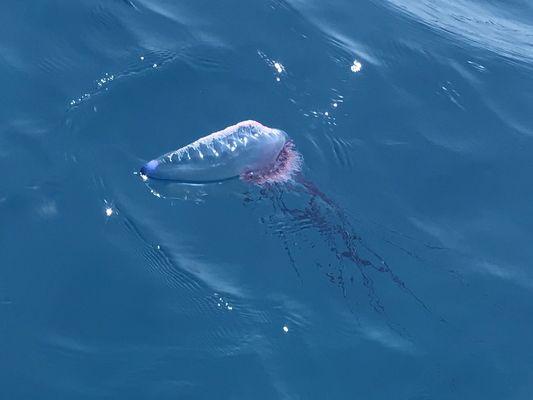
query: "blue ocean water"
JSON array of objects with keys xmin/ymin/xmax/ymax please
[{"xmin": 1, "ymin": 0, "xmax": 533, "ymax": 398}]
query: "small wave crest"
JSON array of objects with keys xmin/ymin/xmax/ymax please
[{"xmin": 383, "ymin": 0, "xmax": 533, "ymax": 65}]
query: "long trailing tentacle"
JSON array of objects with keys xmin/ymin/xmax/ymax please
[{"xmin": 251, "ymin": 172, "xmax": 431, "ymax": 321}]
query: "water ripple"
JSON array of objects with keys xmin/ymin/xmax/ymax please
[{"xmin": 383, "ymin": 0, "xmax": 533, "ymax": 66}]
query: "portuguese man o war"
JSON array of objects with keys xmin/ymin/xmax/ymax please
[
  {"xmin": 140, "ymin": 120, "xmax": 302, "ymax": 184},
  {"xmin": 140, "ymin": 121, "xmax": 431, "ymax": 328}
]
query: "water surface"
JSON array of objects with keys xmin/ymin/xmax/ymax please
[{"xmin": 1, "ymin": 1, "xmax": 533, "ymax": 398}]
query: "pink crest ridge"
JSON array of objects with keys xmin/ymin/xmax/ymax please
[{"xmin": 241, "ymin": 140, "xmax": 303, "ymax": 185}]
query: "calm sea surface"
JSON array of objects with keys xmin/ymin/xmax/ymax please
[{"xmin": 2, "ymin": 1, "xmax": 533, "ymax": 398}]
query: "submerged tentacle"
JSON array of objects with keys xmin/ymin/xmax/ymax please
[{"xmin": 249, "ymin": 176, "xmax": 431, "ymax": 321}]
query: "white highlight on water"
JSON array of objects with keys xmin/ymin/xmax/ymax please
[{"xmin": 351, "ymin": 60, "xmax": 362, "ymax": 73}]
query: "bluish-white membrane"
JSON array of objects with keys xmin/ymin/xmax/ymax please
[{"xmin": 140, "ymin": 120, "xmax": 289, "ymax": 183}]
